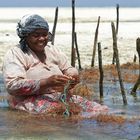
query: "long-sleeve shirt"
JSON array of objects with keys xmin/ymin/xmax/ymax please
[{"xmin": 2, "ymin": 44, "xmax": 78, "ymax": 97}]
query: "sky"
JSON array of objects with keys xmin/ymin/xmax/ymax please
[{"xmin": 0, "ymin": 0, "xmax": 140, "ymax": 7}]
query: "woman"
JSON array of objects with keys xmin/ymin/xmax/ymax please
[{"xmin": 2, "ymin": 14, "xmax": 108, "ymax": 115}]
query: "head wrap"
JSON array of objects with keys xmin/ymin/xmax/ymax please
[
  {"xmin": 16, "ymin": 14, "xmax": 49, "ymax": 52},
  {"xmin": 17, "ymin": 14, "xmax": 49, "ymax": 38}
]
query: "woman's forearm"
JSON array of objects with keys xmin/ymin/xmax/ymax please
[{"xmin": 7, "ymin": 79, "xmax": 40, "ymax": 96}]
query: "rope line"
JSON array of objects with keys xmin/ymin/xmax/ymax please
[{"xmin": 59, "ymin": 80, "xmax": 71, "ymax": 117}]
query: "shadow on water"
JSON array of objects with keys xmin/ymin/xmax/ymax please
[{"xmin": 0, "ymin": 74, "xmax": 140, "ymax": 140}]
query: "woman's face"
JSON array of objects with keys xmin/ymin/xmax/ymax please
[{"xmin": 26, "ymin": 28, "xmax": 49, "ymax": 53}]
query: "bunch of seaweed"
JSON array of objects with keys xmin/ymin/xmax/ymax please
[{"xmin": 47, "ymin": 101, "xmax": 82, "ymax": 116}]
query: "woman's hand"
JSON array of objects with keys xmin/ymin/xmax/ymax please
[
  {"xmin": 66, "ymin": 74, "xmax": 80, "ymax": 86},
  {"xmin": 44, "ymin": 75, "xmax": 71, "ymax": 92},
  {"xmin": 46, "ymin": 75, "xmax": 72, "ymax": 86},
  {"xmin": 40, "ymin": 74, "xmax": 80, "ymax": 93}
]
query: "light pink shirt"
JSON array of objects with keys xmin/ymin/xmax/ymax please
[{"xmin": 2, "ymin": 45, "xmax": 78, "ymax": 97}]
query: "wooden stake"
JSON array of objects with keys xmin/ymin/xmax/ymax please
[
  {"xmin": 111, "ymin": 22, "xmax": 127, "ymax": 105},
  {"xmin": 98, "ymin": 42, "xmax": 104, "ymax": 98},
  {"xmin": 131, "ymin": 38, "xmax": 140, "ymax": 95},
  {"xmin": 74, "ymin": 32, "xmax": 82, "ymax": 69},
  {"xmin": 71, "ymin": 0, "xmax": 76, "ymax": 67},
  {"xmin": 91, "ymin": 16, "xmax": 100, "ymax": 67},
  {"xmin": 51, "ymin": 7, "xmax": 58, "ymax": 45},
  {"xmin": 116, "ymin": 4, "xmax": 119, "ymax": 35},
  {"xmin": 112, "ymin": 4, "xmax": 119, "ymax": 64},
  {"xmin": 133, "ymin": 54, "xmax": 137, "ymax": 63}
]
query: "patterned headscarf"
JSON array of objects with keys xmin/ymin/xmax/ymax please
[{"xmin": 16, "ymin": 14, "xmax": 49, "ymax": 52}]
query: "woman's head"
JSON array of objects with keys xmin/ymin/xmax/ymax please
[
  {"xmin": 16, "ymin": 14, "xmax": 49, "ymax": 52},
  {"xmin": 17, "ymin": 14, "xmax": 49, "ymax": 38}
]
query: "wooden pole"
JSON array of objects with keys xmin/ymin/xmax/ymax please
[
  {"xmin": 111, "ymin": 22, "xmax": 127, "ymax": 105},
  {"xmin": 74, "ymin": 32, "xmax": 82, "ymax": 69},
  {"xmin": 116, "ymin": 4, "xmax": 119, "ymax": 35},
  {"xmin": 131, "ymin": 38, "xmax": 140, "ymax": 95},
  {"xmin": 133, "ymin": 54, "xmax": 137, "ymax": 63},
  {"xmin": 91, "ymin": 16, "xmax": 100, "ymax": 67},
  {"xmin": 51, "ymin": 7, "xmax": 58, "ymax": 45},
  {"xmin": 71, "ymin": 0, "xmax": 76, "ymax": 67},
  {"xmin": 112, "ymin": 4, "xmax": 119, "ymax": 64},
  {"xmin": 98, "ymin": 42, "xmax": 104, "ymax": 98}
]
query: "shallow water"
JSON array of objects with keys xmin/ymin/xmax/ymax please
[
  {"xmin": 0, "ymin": 75, "xmax": 140, "ymax": 140},
  {"xmin": 0, "ymin": 107, "xmax": 140, "ymax": 140}
]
